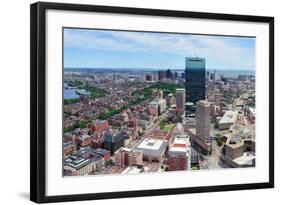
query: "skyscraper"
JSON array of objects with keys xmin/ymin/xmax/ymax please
[
  {"xmin": 185, "ymin": 57, "xmax": 206, "ymax": 115},
  {"xmin": 158, "ymin": 71, "xmax": 165, "ymax": 81},
  {"xmin": 195, "ymin": 100, "xmax": 210, "ymax": 142},
  {"xmin": 145, "ymin": 74, "xmax": 153, "ymax": 82},
  {"xmin": 176, "ymin": 88, "xmax": 186, "ymax": 115},
  {"xmin": 166, "ymin": 69, "xmax": 173, "ymax": 79}
]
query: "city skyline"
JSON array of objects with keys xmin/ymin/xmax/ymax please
[{"xmin": 64, "ymin": 28, "xmax": 256, "ymax": 71}]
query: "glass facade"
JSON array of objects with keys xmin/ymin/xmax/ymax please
[{"xmin": 185, "ymin": 57, "xmax": 206, "ymax": 116}]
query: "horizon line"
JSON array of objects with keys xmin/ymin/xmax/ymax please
[{"xmin": 64, "ymin": 67, "xmax": 255, "ymax": 71}]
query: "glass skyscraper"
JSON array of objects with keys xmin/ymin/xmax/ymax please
[{"xmin": 185, "ymin": 57, "xmax": 206, "ymax": 116}]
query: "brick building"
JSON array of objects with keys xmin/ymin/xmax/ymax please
[{"xmin": 114, "ymin": 147, "xmax": 143, "ymax": 167}]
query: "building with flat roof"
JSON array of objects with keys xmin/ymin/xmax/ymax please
[
  {"xmin": 64, "ymin": 141, "xmax": 75, "ymax": 156},
  {"xmin": 79, "ymin": 134, "xmax": 92, "ymax": 147},
  {"xmin": 89, "ymin": 120, "xmax": 109, "ymax": 132},
  {"xmin": 169, "ymin": 135, "xmax": 190, "ymax": 171},
  {"xmin": 134, "ymin": 138, "xmax": 168, "ymax": 162},
  {"xmin": 185, "ymin": 57, "xmax": 206, "ymax": 115},
  {"xmin": 149, "ymin": 129, "xmax": 173, "ymax": 143},
  {"xmin": 114, "ymin": 147, "xmax": 143, "ymax": 167},
  {"xmin": 176, "ymin": 88, "xmax": 186, "ymax": 115},
  {"xmin": 219, "ymin": 110, "xmax": 239, "ymax": 130},
  {"xmin": 103, "ymin": 130, "xmax": 125, "ymax": 155},
  {"xmin": 222, "ymin": 134, "xmax": 255, "ymax": 168},
  {"xmin": 145, "ymin": 74, "xmax": 153, "ymax": 82},
  {"xmin": 93, "ymin": 148, "xmax": 111, "ymax": 161},
  {"xmin": 64, "ymin": 155, "xmax": 94, "ymax": 176},
  {"xmin": 196, "ymin": 100, "xmax": 211, "ymax": 141},
  {"xmin": 121, "ymin": 165, "xmax": 146, "ymax": 174}
]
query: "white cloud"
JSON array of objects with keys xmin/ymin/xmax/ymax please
[{"xmin": 64, "ymin": 29, "xmax": 255, "ymax": 70}]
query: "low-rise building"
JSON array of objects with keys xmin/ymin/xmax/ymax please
[
  {"xmin": 149, "ymin": 129, "xmax": 173, "ymax": 143},
  {"xmin": 138, "ymin": 120, "xmax": 149, "ymax": 130},
  {"xmin": 221, "ymin": 131, "xmax": 255, "ymax": 167},
  {"xmin": 63, "ymin": 141, "xmax": 75, "ymax": 156},
  {"xmin": 114, "ymin": 147, "xmax": 143, "ymax": 167},
  {"xmin": 219, "ymin": 110, "xmax": 239, "ymax": 130},
  {"xmin": 93, "ymin": 148, "xmax": 111, "ymax": 161},
  {"xmin": 89, "ymin": 120, "xmax": 109, "ymax": 132},
  {"xmin": 121, "ymin": 165, "xmax": 146, "ymax": 174},
  {"xmin": 148, "ymin": 103, "xmax": 158, "ymax": 116},
  {"xmin": 79, "ymin": 134, "xmax": 92, "ymax": 147},
  {"xmin": 64, "ymin": 156, "xmax": 94, "ymax": 176},
  {"xmin": 91, "ymin": 137, "xmax": 104, "ymax": 149},
  {"xmin": 134, "ymin": 138, "xmax": 168, "ymax": 162}
]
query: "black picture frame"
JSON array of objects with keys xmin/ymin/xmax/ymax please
[{"xmin": 30, "ymin": 1, "xmax": 274, "ymax": 203}]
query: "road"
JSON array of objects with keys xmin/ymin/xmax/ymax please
[
  {"xmin": 198, "ymin": 124, "xmax": 223, "ymax": 169},
  {"xmin": 132, "ymin": 109, "xmax": 169, "ymax": 149}
]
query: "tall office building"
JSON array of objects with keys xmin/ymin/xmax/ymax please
[
  {"xmin": 158, "ymin": 71, "xmax": 166, "ymax": 81},
  {"xmin": 176, "ymin": 88, "xmax": 186, "ymax": 115},
  {"xmin": 213, "ymin": 69, "xmax": 219, "ymax": 81},
  {"xmin": 145, "ymin": 74, "xmax": 153, "ymax": 82},
  {"xmin": 166, "ymin": 69, "xmax": 173, "ymax": 79},
  {"xmin": 185, "ymin": 57, "xmax": 206, "ymax": 115},
  {"xmin": 195, "ymin": 100, "xmax": 211, "ymax": 141}
]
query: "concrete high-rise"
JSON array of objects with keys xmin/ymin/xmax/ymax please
[
  {"xmin": 195, "ymin": 100, "xmax": 211, "ymax": 141},
  {"xmin": 176, "ymin": 88, "xmax": 186, "ymax": 115},
  {"xmin": 185, "ymin": 57, "xmax": 206, "ymax": 115}
]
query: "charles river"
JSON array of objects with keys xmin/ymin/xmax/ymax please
[{"xmin": 64, "ymin": 82, "xmax": 80, "ymax": 99}]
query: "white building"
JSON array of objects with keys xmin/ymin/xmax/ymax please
[
  {"xmin": 219, "ymin": 110, "xmax": 239, "ymax": 130},
  {"xmin": 134, "ymin": 138, "xmax": 168, "ymax": 162}
]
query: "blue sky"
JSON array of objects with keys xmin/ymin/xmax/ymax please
[{"xmin": 64, "ymin": 28, "xmax": 256, "ymax": 70}]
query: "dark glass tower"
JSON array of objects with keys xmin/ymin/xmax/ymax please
[{"xmin": 185, "ymin": 57, "xmax": 206, "ymax": 116}]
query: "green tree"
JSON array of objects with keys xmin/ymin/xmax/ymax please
[
  {"xmin": 64, "ymin": 98, "xmax": 79, "ymax": 105},
  {"xmin": 214, "ymin": 121, "xmax": 219, "ymax": 129},
  {"xmin": 216, "ymin": 134, "xmax": 223, "ymax": 146}
]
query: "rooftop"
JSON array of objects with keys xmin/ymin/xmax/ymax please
[
  {"xmin": 65, "ymin": 156, "xmax": 91, "ymax": 170},
  {"xmin": 94, "ymin": 148, "xmax": 110, "ymax": 155},
  {"xmin": 233, "ymin": 152, "xmax": 255, "ymax": 165},
  {"xmin": 137, "ymin": 139, "xmax": 164, "ymax": 151},
  {"xmin": 219, "ymin": 110, "xmax": 238, "ymax": 124},
  {"xmin": 134, "ymin": 138, "xmax": 168, "ymax": 157},
  {"xmin": 197, "ymin": 100, "xmax": 210, "ymax": 107},
  {"xmin": 169, "ymin": 136, "xmax": 190, "ymax": 154},
  {"xmin": 176, "ymin": 88, "xmax": 185, "ymax": 92},
  {"xmin": 121, "ymin": 165, "xmax": 144, "ymax": 174}
]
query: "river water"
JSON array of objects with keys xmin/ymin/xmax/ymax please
[{"xmin": 64, "ymin": 82, "xmax": 79, "ymax": 99}]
